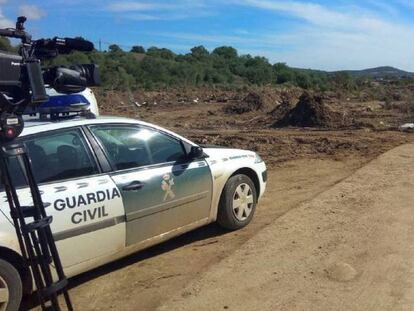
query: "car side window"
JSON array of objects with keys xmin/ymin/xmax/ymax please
[
  {"xmin": 91, "ymin": 126, "xmax": 152, "ymax": 170},
  {"xmin": 8, "ymin": 128, "xmax": 99, "ymax": 187},
  {"xmin": 28, "ymin": 129, "xmax": 99, "ymax": 184},
  {"xmin": 91, "ymin": 125, "xmax": 186, "ymax": 170},
  {"xmin": 146, "ymin": 130, "xmax": 186, "ymax": 164}
]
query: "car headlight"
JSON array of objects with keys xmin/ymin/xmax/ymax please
[{"xmin": 254, "ymin": 153, "xmax": 263, "ymax": 163}]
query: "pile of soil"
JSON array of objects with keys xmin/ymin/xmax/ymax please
[
  {"xmin": 273, "ymin": 92, "xmax": 342, "ymax": 128},
  {"xmin": 269, "ymin": 100, "xmax": 292, "ymax": 119},
  {"xmin": 224, "ymin": 92, "xmax": 266, "ymax": 114}
]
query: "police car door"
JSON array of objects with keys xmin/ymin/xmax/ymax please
[
  {"xmin": 9, "ymin": 128, "xmax": 125, "ymax": 268},
  {"xmin": 88, "ymin": 125, "xmax": 213, "ymax": 246}
]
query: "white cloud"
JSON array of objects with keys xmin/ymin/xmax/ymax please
[
  {"xmin": 235, "ymin": 0, "xmax": 388, "ymax": 31},
  {"xmin": 107, "ymin": 1, "xmax": 206, "ymax": 12},
  {"xmin": 107, "ymin": 2, "xmax": 167, "ymax": 12},
  {"xmin": 127, "ymin": 13, "xmax": 161, "ymax": 21},
  {"xmin": 0, "ymin": 9, "xmax": 13, "ymax": 28},
  {"xmin": 106, "ymin": 0, "xmax": 210, "ymax": 20},
  {"xmin": 18, "ymin": 4, "xmax": 46, "ymax": 20},
  {"xmin": 224, "ymin": 0, "xmax": 414, "ymax": 71}
]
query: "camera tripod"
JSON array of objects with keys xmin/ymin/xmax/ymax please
[
  {"xmin": 0, "ymin": 140, "xmax": 73, "ymax": 311},
  {"xmin": 0, "ymin": 16, "xmax": 99, "ymax": 310}
]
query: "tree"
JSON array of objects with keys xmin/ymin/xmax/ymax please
[
  {"xmin": 131, "ymin": 45, "xmax": 145, "ymax": 53},
  {"xmin": 212, "ymin": 46, "xmax": 238, "ymax": 59},
  {"xmin": 190, "ymin": 46, "xmax": 209, "ymax": 59},
  {"xmin": 0, "ymin": 37, "xmax": 14, "ymax": 52},
  {"xmin": 274, "ymin": 63, "xmax": 294, "ymax": 84},
  {"xmin": 45, "ymin": 41, "xmax": 350, "ymax": 91},
  {"xmin": 295, "ymin": 73, "xmax": 312, "ymax": 89},
  {"xmin": 146, "ymin": 47, "xmax": 175, "ymax": 60},
  {"xmin": 332, "ymin": 72, "xmax": 355, "ymax": 90},
  {"xmin": 108, "ymin": 44, "xmax": 122, "ymax": 53},
  {"xmin": 243, "ymin": 56, "xmax": 273, "ymax": 84}
]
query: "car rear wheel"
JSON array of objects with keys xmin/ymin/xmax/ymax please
[
  {"xmin": 0, "ymin": 259, "xmax": 22, "ymax": 311},
  {"xmin": 217, "ymin": 174, "xmax": 257, "ymax": 230}
]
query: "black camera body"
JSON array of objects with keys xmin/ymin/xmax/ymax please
[
  {"xmin": 0, "ymin": 52, "xmax": 22, "ymax": 89},
  {"xmin": 0, "ymin": 51, "xmax": 48, "ymax": 107},
  {"xmin": 0, "ymin": 16, "xmax": 100, "ymax": 140}
]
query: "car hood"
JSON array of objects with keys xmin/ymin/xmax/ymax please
[{"xmin": 202, "ymin": 146, "xmax": 256, "ymax": 160}]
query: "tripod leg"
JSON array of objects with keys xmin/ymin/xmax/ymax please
[
  {"xmin": 0, "ymin": 163, "xmax": 48, "ymax": 310},
  {"xmin": 0, "ymin": 144, "xmax": 73, "ymax": 311},
  {"xmin": 29, "ymin": 231, "xmax": 61, "ymax": 310},
  {"xmin": 21, "ymin": 152, "xmax": 73, "ymax": 310}
]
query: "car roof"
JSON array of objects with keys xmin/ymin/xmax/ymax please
[
  {"xmin": 22, "ymin": 116, "xmax": 137, "ymax": 133},
  {"xmin": 21, "ymin": 116, "xmax": 195, "ymax": 145}
]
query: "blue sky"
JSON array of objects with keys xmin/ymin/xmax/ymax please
[{"xmin": 2, "ymin": 0, "xmax": 414, "ymax": 71}]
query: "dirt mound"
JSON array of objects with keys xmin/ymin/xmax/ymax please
[
  {"xmin": 273, "ymin": 92, "xmax": 342, "ymax": 128},
  {"xmin": 269, "ymin": 101, "xmax": 292, "ymax": 120},
  {"xmin": 224, "ymin": 92, "xmax": 267, "ymax": 114}
]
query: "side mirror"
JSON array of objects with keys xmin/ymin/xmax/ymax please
[{"xmin": 188, "ymin": 146, "xmax": 204, "ymax": 159}]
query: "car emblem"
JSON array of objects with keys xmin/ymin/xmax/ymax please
[{"xmin": 161, "ymin": 173, "xmax": 175, "ymax": 201}]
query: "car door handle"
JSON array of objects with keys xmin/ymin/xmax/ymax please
[{"xmin": 122, "ymin": 181, "xmax": 144, "ymax": 191}]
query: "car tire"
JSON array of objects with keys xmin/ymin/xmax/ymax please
[
  {"xmin": 0, "ymin": 259, "xmax": 22, "ymax": 311},
  {"xmin": 217, "ymin": 174, "xmax": 257, "ymax": 230}
]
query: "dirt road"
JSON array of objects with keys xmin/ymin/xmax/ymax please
[
  {"xmin": 49, "ymin": 157, "xmax": 363, "ymax": 311},
  {"xmin": 157, "ymin": 143, "xmax": 414, "ymax": 311}
]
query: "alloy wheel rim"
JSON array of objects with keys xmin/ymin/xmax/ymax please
[
  {"xmin": 0, "ymin": 275, "xmax": 9, "ymax": 311},
  {"xmin": 232, "ymin": 183, "xmax": 254, "ymax": 221}
]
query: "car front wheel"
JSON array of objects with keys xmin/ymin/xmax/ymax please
[
  {"xmin": 0, "ymin": 259, "xmax": 22, "ymax": 311},
  {"xmin": 217, "ymin": 174, "xmax": 257, "ymax": 230}
]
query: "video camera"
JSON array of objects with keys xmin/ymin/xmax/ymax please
[{"xmin": 0, "ymin": 16, "xmax": 100, "ymax": 140}]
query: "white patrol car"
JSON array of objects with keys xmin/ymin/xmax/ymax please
[{"xmin": 0, "ymin": 116, "xmax": 267, "ymax": 311}]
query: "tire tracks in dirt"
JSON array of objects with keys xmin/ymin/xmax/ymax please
[{"xmin": 157, "ymin": 143, "xmax": 414, "ymax": 311}]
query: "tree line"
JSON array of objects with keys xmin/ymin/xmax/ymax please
[{"xmin": 0, "ymin": 37, "xmax": 367, "ymax": 91}]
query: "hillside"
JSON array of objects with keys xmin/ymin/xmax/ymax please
[
  {"xmin": 339, "ymin": 66, "xmax": 414, "ymax": 79},
  {"xmin": 296, "ymin": 66, "xmax": 414, "ymax": 80}
]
